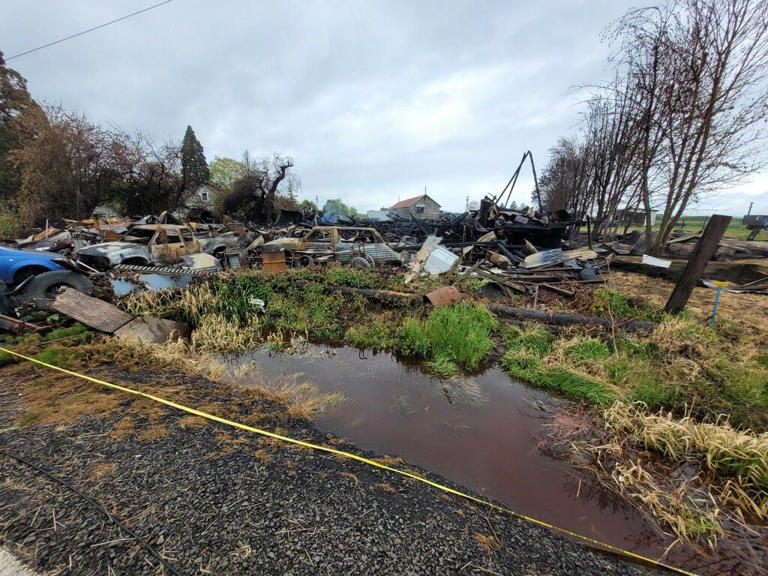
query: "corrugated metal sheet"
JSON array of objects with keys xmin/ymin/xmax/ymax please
[
  {"xmin": 424, "ymin": 245, "xmax": 459, "ymax": 274},
  {"xmin": 521, "ymin": 249, "xmax": 564, "ymax": 269}
]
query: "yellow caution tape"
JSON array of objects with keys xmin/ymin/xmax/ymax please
[{"xmin": 0, "ymin": 346, "xmax": 699, "ymax": 576}]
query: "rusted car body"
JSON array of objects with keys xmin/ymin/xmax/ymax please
[
  {"xmin": 261, "ymin": 226, "xmax": 401, "ymax": 268},
  {"xmin": 76, "ymin": 225, "xmax": 201, "ymax": 271}
]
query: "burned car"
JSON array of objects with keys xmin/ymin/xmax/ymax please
[
  {"xmin": 76, "ymin": 224, "xmax": 200, "ymax": 271},
  {"xmin": 260, "ymin": 226, "xmax": 401, "ymax": 268}
]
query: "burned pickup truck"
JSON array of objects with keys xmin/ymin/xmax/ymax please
[
  {"xmin": 76, "ymin": 224, "xmax": 201, "ymax": 271},
  {"xmin": 260, "ymin": 226, "xmax": 401, "ymax": 269}
]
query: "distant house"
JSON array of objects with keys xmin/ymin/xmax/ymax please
[
  {"xmin": 389, "ymin": 194, "xmax": 440, "ymax": 220},
  {"xmin": 188, "ymin": 184, "xmax": 223, "ymax": 212}
]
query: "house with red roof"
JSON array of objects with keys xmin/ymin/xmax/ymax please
[{"xmin": 389, "ymin": 194, "xmax": 440, "ymax": 220}]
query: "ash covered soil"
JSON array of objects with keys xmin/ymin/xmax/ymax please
[{"xmin": 0, "ymin": 366, "xmax": 661, "ymax": 576}]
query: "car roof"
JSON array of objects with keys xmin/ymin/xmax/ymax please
[{"xmin": 0, "ymin": 245, "xmax": 57, "ymax": 258}]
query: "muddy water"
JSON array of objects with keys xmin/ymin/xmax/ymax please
[
  {"xmin": 111, "ymin": 273, "xmax": 193, "ymax": 295},
  {"xmin": 230, "ymin": 345, "xmax": 677, "ymax": 563}
]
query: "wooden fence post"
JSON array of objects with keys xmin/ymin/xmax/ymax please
[{"xmin": 664, "ymin": 215, "xmax": 732, "ymax": 314}]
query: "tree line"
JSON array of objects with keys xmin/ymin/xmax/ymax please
[
  {"xmin": 538, "ymin": 0, "xmax": 768, "ymax": 254},
  {"xmin": 0, "ymin": 51, "xmax": 299, "ymax": 235}
]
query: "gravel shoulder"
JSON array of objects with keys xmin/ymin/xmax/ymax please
[{"xmin": 0, "ymin": 364, "xmax": 662, "ymax": 576}]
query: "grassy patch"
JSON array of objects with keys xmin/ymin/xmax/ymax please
[
  {"xmin": 16, "ymin": 412, "xmax": 38, "ymax": 426},
  {"xmin": 501, "ymin": 324, "xmax": 554, "ymax": 358},
  {"xmin": 426, "ymin": 354, "xmax": 459, "ymax": 377},
  {"xmin": 591, "ymin": 288, "xmax": 658, "ymax": 322},
  {"xmin": 502, "ymin": 350, "xmax": 615, "ymax": 405},
  {"xmin": 398, "ymin": 302, "xmax": 498, "ymax": 370},
  {"xmin": 344, "ymin": 312, "xmax": 400, "ymax": 349},
  {"xmin": 40, "ymin": 322, "xmax": 90, "ymax": 343},
  {"xmin": 35, "ymin": 345, "xmax": 82, "ymax": 369}
]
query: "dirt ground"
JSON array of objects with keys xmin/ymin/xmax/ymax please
[{"xmin": 608, "ymin": 270, "xmax": 768, "ymax": 333}]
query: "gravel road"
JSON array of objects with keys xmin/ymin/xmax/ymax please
[{"xmin": 0, "ymin": 366, "xmax": 662, "ymax": 576}]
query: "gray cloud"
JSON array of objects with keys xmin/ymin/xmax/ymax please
[{"xmin": 3, "ymin": 0, "xmax": 764, "ymax": 215}]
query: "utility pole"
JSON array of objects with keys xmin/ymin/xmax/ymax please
[{"xmin": 665, "ymin": 215, "xmax": 731, "ymax": 314}]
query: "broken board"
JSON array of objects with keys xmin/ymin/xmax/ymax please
[{"xmin": 52, "ymin": 288, "xmax": 133, "ymax": 333}]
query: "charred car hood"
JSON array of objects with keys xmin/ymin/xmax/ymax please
[
  {"xmin": 77, "ymin": 242, "xmax": 151, "ymax": 264},
  {"xmin": 78, "ymin": 242, "xmax": 138, "ymax": 255}
]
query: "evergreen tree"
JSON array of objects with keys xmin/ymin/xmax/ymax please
[{"xmin": 181, "ymin": 125, "xmax": 209, "ymax": 190}]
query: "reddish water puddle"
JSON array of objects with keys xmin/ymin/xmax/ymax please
[{"xmin": 229, "ymin": 344, "xmax": 702, "ymax": 571}]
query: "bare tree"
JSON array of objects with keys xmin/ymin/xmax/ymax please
[
  {"xmin": 611, "ymin": 0, "xmax": 768, "ymax": 253},
  {"xmin": 223, "ymin": 152, "xmax": 296, "ymax": 221},
  {"xmin": 539, "ymin": 137, "xmax": 591, "ymax": 221}
]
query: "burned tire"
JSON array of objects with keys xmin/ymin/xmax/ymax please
[
  {"xmin": 293, "ymin": 255, "xmax": 315, "ymax": 268},
  {"xmin": 349, "ymin": 256, "xmax": 372, "ymax": 270},
  {"xmin": 18, "ymin": 270, "xmax": 94, "ymax": 310}
]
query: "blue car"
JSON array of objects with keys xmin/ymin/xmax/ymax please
[{"xmin": 0, "ymin": 245, "xmax": 69, "ymax": 285}]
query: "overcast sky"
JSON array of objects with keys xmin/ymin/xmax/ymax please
[{"xmin": 2, "ymin": 0, "xmax": 766, "ymax": 215}]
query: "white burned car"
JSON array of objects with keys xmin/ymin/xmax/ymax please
[{"xmin": 76, "ymin": 224, "xmax": 201, "ymax": 271}]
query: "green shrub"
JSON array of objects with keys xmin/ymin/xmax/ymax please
[{"xmin": 0, "ymin": 212, "xmax": 17, "ymax": 238}]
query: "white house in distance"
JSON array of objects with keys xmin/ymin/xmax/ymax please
[
  {"xmin": 389, "ymin": 194, "xmax": 440, "ymax": 220},
  {"xmin": 187, "ymin": 184, "xmax": 223, "ymax": 212}
]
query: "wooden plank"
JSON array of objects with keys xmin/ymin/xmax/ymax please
[
  {"xmin": 262, "ymin": 251, "xmax": 287, "ymax": 273},
  {"xmin": 665, "ymin": 215, "xmax": 732, "ymax": 314},
  {"xmin": 52, "ymin": 288, "xmax": 133, "ymax": 333}
]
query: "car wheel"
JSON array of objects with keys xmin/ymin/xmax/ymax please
[
  {"xmin": 349, "ymin": 256, "xmax": 372, "ymax": 270},
  {"xmin": 17, "ymin": 270, "xmax": 94, "ymax": 310}
]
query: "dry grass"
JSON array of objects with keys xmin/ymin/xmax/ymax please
[
  {"xmin": 190, "ymin": 313, "xmax": 260, "ymax": 353},
  {"xmin": 573, "ymin": 401, "xmax": 768, "ymax": 550},
  {"xmin": 369, "ymin": 483, "xmax": 396, "ymax": 493},
  {"xmin": 603, "ymin": 403, "xmax": 768, "ymax": 513},
  {"xmin": 253, "ymin": 373, "xmax": 344, "ymax": 421},
  {"xmin": 177, "ymin": 415, "xmax": 208, "ymax": 429},
  {"xmin": 253, "ymin": 449, "xmax": 271, "ymax": 462},
  {"xmin": 88, "ymin": 462, "xmax": 117, "ymax": 480},
  {"xmin": 474, "ymin": 532, "xmax": 501, "ymax": 552},
  {"xmin": 110, "ymin": 416, "xmax": 135, "ymax": 440},
  {"xmin": 338, "ymin": 471, "xmax": 359, "ymax": 487},
  {"xmin": 137, "ymin": 425, "xmax": 169, "ymax": 442}
]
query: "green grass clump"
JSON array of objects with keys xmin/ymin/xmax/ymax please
[
  {"xmin": 591, "ymin": 288, "xmax": 658, "ymax": 322},
  {"xmin": 502, "ymin": 350, "xmax": 615, "ymax": 405},
  {"xmin": 756, "ymin": 354, "xmax": 768, "ymax": 368},
  {"xmin": 398, "ymin": 302, "xmax": 498, "ymax": 370},
  {"xmin": 325, "ymin": 267, "xmax": 377, "ymax": 289},
  {"xmin": 501, "ymin": 324, "xmax": 554, "ymax": 358},
  {"xmin": 426, "ymin": 354, "xmax": 459, "ymax": 377},
  {"xmin": 564, "ymin": 338, "xmax": 612, "ymax": 363},
  {"xmin": 629, "ymin": 376, "xmax": 679, "ymax": 410},
  {"xmin": 41, "ymin": 323, "xmax": 90, "ymax": 343},
  {"xmin": 35, "ymin": 346, "xmax": 81, "ymax": 369}
]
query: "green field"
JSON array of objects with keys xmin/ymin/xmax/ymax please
[{"xmin": 625, "ymin": 215, "xmax": 764, "ymax": 241}]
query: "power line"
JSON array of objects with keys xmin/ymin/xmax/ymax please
[{"xmin": 6, "ymin": 0, "xmax": 174, "ymax": 61}]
